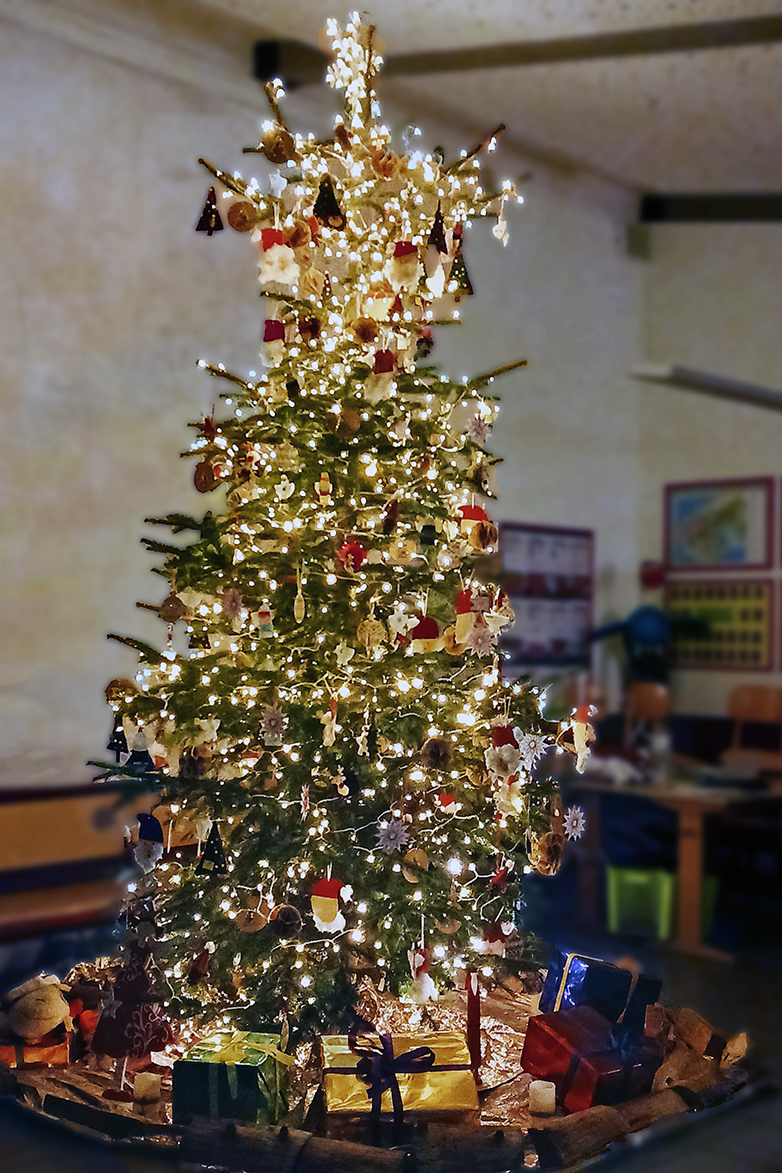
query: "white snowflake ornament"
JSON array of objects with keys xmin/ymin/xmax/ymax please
[{"xmin": 564, "ymin": 806, "xmax": 586, "ymax": 841}]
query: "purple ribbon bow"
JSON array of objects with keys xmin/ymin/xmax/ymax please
[{"xmin": 348, "ymin": 1031, "xmax": 435, "ymax": 1131}]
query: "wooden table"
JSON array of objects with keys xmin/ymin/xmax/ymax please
[{"xmin": 566, "ymin": 776, "xmax": 782, "ymax": 963}]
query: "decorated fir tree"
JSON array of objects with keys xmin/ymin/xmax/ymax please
[{"xmin": 97, "ymin": 15, "xmax": 591, "ymax": 1036}]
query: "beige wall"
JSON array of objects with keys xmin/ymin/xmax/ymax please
[
  {"xmin": 641, "ymin": 225, "xmax": 782, "ymax": 713},
  {"xmin": 0, "ymin": 1, "xmax": 644, "ymax": 785}
]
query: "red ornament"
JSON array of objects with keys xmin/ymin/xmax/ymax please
[
  {"xmin": 435, "ymin": 792, "xmax": 456, "ymax": 813},
  {"xmin": 458, "ymin": 504, "xmax": 489, "ymax": 524},
  {"xmin": 373, "ymin": 349, "xmax": 396, "ymax": 374},
  {"xmin": 455, "ymin": 588, "xmax": 473, "ymax": 614},
  {"xmin": 393, "ymin": 241, "xmax": 417, "ymax": 259},
  {"xmin": 337, "ymin": 540, "xmax": 367, "ymax": 571},
  {"xmin": 263, "ymin": 320, "xmax": 285, "ymax": 342},
  {"xmin": 260, "ymin": 227, "xmax": 285, "ymax": 250},
  {"xmin": 410, "ymin": 616, "xmax": 439, "ymax": 641},
  {"xmin": 491, "ymin": 725, "xmax": 519, "ymax": 748}
]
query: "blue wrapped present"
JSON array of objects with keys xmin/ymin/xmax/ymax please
[{"xmin": 540, "ymin": 950, "xmax": 661, "ymax": 1033}]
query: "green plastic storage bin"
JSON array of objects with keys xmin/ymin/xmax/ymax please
[{"xmin": 606, "ymin": 866, "xmax": 718, "ymax": 940}]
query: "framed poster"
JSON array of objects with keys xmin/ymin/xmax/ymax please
[
  {"xmin": 664, "ymin": 477, "xmax": 773, "ymax": 571},
  {"xmin": 666, "ymin": 579, "xmax": 773, "ymax": 671},
  {"xmin": 499, "ymin": 523, "xmax": 594, "ymax": 673}
]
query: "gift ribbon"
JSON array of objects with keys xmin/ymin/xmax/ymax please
[
  {"xmin": 348, "ymin": 1031, "xmax": 436, "ymax": 1131},
  {"xmin": 200, "ymin": 1032, "xmax": 293, "ymax": 1119}
]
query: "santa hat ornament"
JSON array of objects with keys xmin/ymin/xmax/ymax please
[
  {"xmin": 457, "ymin": 503, "xmax": 488, "ymax": 537},
  {"xmin": 408, "ymin": 942, "xmax": 438, "ymax": 1004},
  {"xmin": 310, "ymin": 876, "xmax": 347, "ymax": 933},
  {"xmin": 408, "ymin": 615, "xmax": 442, "ymax": 654}
]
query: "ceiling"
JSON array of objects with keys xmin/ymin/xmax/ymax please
[{"xmin": 196, "ymin": 0, "xmax": 782, "ymax": 194}]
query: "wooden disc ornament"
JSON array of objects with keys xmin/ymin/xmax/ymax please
[
  {"xmin": 402, "ymin": 847, "xmax": 429, "ymax": 883},
  {"xmin": 194, "ymin": 459, "xmax": 220, "ymax": 494},
  {"xmin": 267, "ymin": 903, "xmax": 302, "ymax": 938},
  {"xmin": 226, "ymin": 201, "xmax": 258, "ymax": 232}
]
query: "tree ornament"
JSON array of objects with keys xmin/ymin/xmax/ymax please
[
  {"xmin": 408, "ymin": 943, "xmax": 438, "ymax": 1003},
  {"xmin": 275, "ymin": 475, "xmax": 295, "ymax": 501},
  {"xmin": 564, "ymin": 806, "xmax": 586, "ymax": 841},
  {"xmin": 313, "ymin": 175, "xmax": 346, "ymax": 230},
  {"xmin": 195, "ymin": 823, "xmax": 228, "ymax": 876},
  {"xmin": 300, "ymin": 784, "xmax": 310, "ymax": 820},
  {"xmin": 316, "ymin": 471, "xmax": 333, "ymax": 506},
  {"xmin": 420, "ymin": 738, "xmax": 452, "ymax": 770},
  {"xmin": 310, "ymin": 876, "xmax": 346, "ymax": 932},
  {"xmin": 195, "ymin": 186, "xmax": 223, "ymax": 236},
  {"xmin": 353, "ymin": 316, "xmax": 379, "ymax": 343},
  {"xmin": 268, "ymin": 904, "xmax": 302, "ymax": 938},
  {"xmin": 338, "ymin": 539, "xmax": 366, "ymax": 572},
  {"xmin": 528, "ymin": 797, "xmax": 566, "ymax": 876},
  {"xmin": 133, "ymin": 812, "xmax": 165, "ymax": 873},
  {"xmin": 107, "ymin": 716, "xmax": 128, "ymax": 762},
  {"xmin": 226, "ymin": 201, "xmax": 258, "ymax": 232},
  {"xmin": 293, "ymin": 564, "xmax": 306, "ymax": 623},
  {"xmin": 186, "ymin": 948, "xmax": 211, "ymax": 986},
  {"xmin": 357, "ymin": 615, "xmax": 386, "ymax": 649},
  {"xmin": 382, "ymin": 499, "xmax": 399, "ymax": 535},
  {"xmin": 376, "ymin": 818, "xmax": 410, "ymax": 854},
  {"xmin": 556, "ymin": 713, "xmax": 596, "ymax": 773},
  {"xmin": 435, "ymin": 792, "xmax": 456, "ymax": 814},
  {"xmin": 298, "ymin": 315, "xmax": 321, "ymax": 341},
  {"xmin": 179, "ymin": 744, "xmax": 212, "ymax": 779},
  {"xmin": 321, "ymin": 695, "xmax": 338, "ymax": 747},
  {"xmin": 333, "ymin": 766, "xmax": 350, "ymax": 797},
  {"xmin": 257, "ymin": 607, "xmax": 275, "ymax": 638},
  {"xmin": 159, "ymin": 592, "xmax": 188, "ymax": 623},
  {"xmin": 222, "ymin": 586, "xmax": 243, "ymax": 620},
  {"xmin": 105, "ymin": 677, "xmax": 136, "ymax": 707},
  {"xmin": 409, "ymin": 615, "xmax": 441, "ymax": 654},
  {"xmin": 402, "ymin": 847, "xmax": 429, "ymax": 883},
  {"xmin": 125, "ymin": 729, "xmax": 157, "ymax": 776},
  {"xmin": 261, "ymin": 705, "xmax": 286, "ymax": 747},
  {"xmin": 194, "ymin": 459, "xmax": 220, "ymax": 493},
  {"xmin": 261, "ymin": 124, "xmax": 299, "ymax": 163}
]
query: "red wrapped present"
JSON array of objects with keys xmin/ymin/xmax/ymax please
[{"xmin": 521, "ymin": 1005, "xmax": 612, "ymax": 1097}]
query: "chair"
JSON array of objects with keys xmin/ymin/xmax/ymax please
[
  {"xmin": 623, "ymin": 681, "xmax": 671, "ymax": 751},
  {"xmin": 721, "ymin": 685, "xmax": 782, "ymax": 775}
]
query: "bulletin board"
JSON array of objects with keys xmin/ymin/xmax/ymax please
[
  {"xmin": 666, "ymin": 579, "xmax": 773, "ymax": 671},
  {"xmin": 499, "ymin": 523, "xmax": 594, "ymax": 675}
]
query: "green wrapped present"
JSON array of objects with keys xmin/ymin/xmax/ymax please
[{"xmin": 172, "ymin": 1030, "xmax": 293, "ymax": 1124}]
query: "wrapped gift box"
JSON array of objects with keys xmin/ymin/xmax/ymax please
[
  {"xmin": 321, "ymin": 1031, "xmax": 479, "ymax": 1137},
  {"xmin": 540, "ymin": 950, "xmax": 661, "ymax": 1033},
  {"xmin": 521, "ymin": 1005, "xmax": 663, "ymax": 1113},
  {"xmin": 0, "ymin": 1027, "xmax": 70, "ymax": 1068},
  {"xmin": 172, "ymin": 1031, "xmax": 292, "ymax": 1125}
]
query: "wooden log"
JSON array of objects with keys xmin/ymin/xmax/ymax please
[
  {"xmin": 614, "ymin": 1088, "xmax": 689, "ymax": 1132},
  {"xmin": 528, "ymin": 1104, "xmax": 625, "ymax": 1168},
  {"xmin": 41, "ymin": 1094, "xmax": 175, "ymax": 1140},
  {"xmin": 180, "ymin": 1121, "xmax": 413, "ymax": 1173}
]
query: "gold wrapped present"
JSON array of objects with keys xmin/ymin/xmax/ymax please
[{"xmin": 320, "ymin": 1031, "xmax": 479, "ymax": 1136}]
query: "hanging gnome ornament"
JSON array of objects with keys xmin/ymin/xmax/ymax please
[
  {"xmin": 195, "ymin": 823, "xmax": 228, "ymax": 876},
  {"xmin": 133, "ymin": 813, "xmax": 164, "ymax": 873},
  {"xmin": 310, "ymin": 875, "xmax": 348, "ymax": 933},
  {"xmin": 408, "ymin": 938, "xmax": 438, "ymax": 1004},
  {"xmin": 195, "ymin": 186, "xmax": 223, "ymax": 236}
]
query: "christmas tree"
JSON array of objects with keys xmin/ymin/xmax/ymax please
[{"xmin": 96, "ymin": 14, "xmax": 591, "ymax": 1035}]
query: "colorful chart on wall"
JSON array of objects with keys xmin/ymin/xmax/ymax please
[
  {"xmin": 499, "ymin": 523, "xmax": 594, "ymax": 675},
  {"xmin": 664, "ymin": 478, "xmax": 773, "ymax": 570},
  {"xmin": 666, "ymin": 579, "xmax": 772, "ymax": 670}
]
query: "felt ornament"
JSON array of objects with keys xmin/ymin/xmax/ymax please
[
  {"xmin": 435, "ymin": 791, "xmax": 456, "ymax": 814},
  {"xmin": 235, "ymin": 904, "xmax": 269, "ymax": 933},
  {"xmin": 458, "ymin": 503, "xmax": 489, "ymax": 537},
  {"xmin": 363, "ymin": 285, "xmax": 396, "ymax": 321},
  {"xmin": 373, "ymin": 349, "xmax": 396, "ymax": 374},
  {"xmin": 256, "ymin": 607, "xmax": 275, "ymax": 638},
  {"xmin": 387, "ymin": 241, "xmax": 419, "ymax": 289},
  {"xmin": 125, "ymin": 729, "xmax": 156, "ymax": 776},
  {"xmin": 316, "ymin": 471, "xmax": 333, "ymax": 505},
  {"xmin": 442, "ymin": 624, "xmax": 468, "ymax": 656},
  {"xmin": 357, "ymin": 616, "xmax": 387, "ymax": 649},
  {"xmin": 133, "ymin": 812, "xmax": 164, "ymax": 873},
  {"xmin": 313, "ymin": 176, "xmax": 346, "ymax": 230},
  {"xmin": 195, "ymin": 823, "xmax": 228, "ymax": 876},
  {"xmin": 455, "ymin": 587, "xmax": 477, "ymax": 643},
  {"xmin": 556, "ymin": 715, "xmax": 595, "ymax": 773},
  {"xmin": 408, "ymin": 615, "xmax": 442, "ymax": 654},
  {"xmin": 195, "ymin": 186, "xmax": 223, "ymax": 236},
  {"xmin": 275, "ymin": 475, "xmax": 295, "ymax": 500},
  {"xmin": 408, "ymin": 944, "xmax": 438, "ymax": 1004},
  {"xmin": 310, "ymin": 876, "xmax": 346, "ymax": 933},
  {"xmin": 321, "ymin": 695, "xmax": 338, "ymax": 747},
  {"xmin": 268, "ymin": 904, "xmax": 303, "ymax": 938},
  {"xmin": 263, "ymin": 319, "xmax": 286, "ymax": 343},
  {"xmin": 527, "ymin": 797, "xmax": 566, "ymax": 877},
  {"xmin": 0, "ymin": 975, "xmax": 73, "ymax": 1043},
  {"xmin": 337, "ymin": 539, "xmax": 367, "ymax": 572},
  {"xmin": 226, "ymin": 201, "xmax": 258, "ymax": 232}
]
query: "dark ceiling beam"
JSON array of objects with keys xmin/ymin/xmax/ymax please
[
  {"xmin": 254, "ymin": 15, "xmax": 782, "ymax": 88},
  {"xmin": 640, "ymin": 194, "xmax": 782, "ymax": 222}
]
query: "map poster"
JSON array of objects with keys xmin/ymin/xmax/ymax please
[{"xmin": 665, "ymin": 478, "xmax": 772, "ymax": 570}]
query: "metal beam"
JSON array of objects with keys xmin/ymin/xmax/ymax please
[
  {"xmin": 631, "ymin": 363, "xmax": 782, "ymax": 413},
  {"xmin": 254, "ymin": 15, "xmax": 782, "ymax": 88}
]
